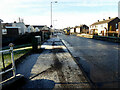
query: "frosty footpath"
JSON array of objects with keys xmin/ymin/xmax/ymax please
[{"xmin": 16, "ymin": 37, "xmax": 90, "ymax": 89}]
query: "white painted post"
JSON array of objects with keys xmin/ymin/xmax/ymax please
[{"xmin": 9, "ymin": 43, "xmax": 16, "ymax": 77}]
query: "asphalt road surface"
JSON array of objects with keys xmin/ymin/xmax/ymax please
[{"xmin": 58, "ymin": 34, "xmax": 120, "ymax": 88}]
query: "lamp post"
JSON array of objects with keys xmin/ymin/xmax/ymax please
[
  {"xmin": 50, "ymin": 1, "xmax": 57, "ymax": 28},
  {"xmin": 50, "ymin": 1, "xmax": 57, "ymax": 37},
  {"xmin": 0, "ymin": 19, "xmax": 3, "ymax": 49},
  {"xmin": 0, "ymin": 19, "xmax": 3, "ymax": 35},
  {"xmin": 53, "ymin": 20, "xmax": 57, "ymax": 29},
  {"xmin": 53, "ymin": 20, "xmax": 57, "ymax": 34}
]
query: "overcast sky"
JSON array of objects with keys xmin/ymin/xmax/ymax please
[{"xmin": 0, "ymin": 0, "xmax": 119, "ymax": 29}]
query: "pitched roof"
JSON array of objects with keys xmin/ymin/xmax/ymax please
[
  {"xmin": 5, "ymin": 26, "xmax": 20, "ymax": 28},
  {"xmin": 0, "ymin": 19, "xmax": 3, "ymax": 22},
  {"xmin": 25, "ymin": 25, "xmax": 30, "ymax": 28},
  {"xmin": 75, "ymin": 24, "xmax": 88, "ymax": 28},
  {"xmin": 32, "ymin": 25, "xmax": 46, "ymax": 29},
  {"xmin": 91, "ymin": 17, "xmax": 117, "ymax": 26}
]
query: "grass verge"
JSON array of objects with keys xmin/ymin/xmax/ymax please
[{"xmin": 0, "ymin": 48, "xmax": 32, "ymax": 70}]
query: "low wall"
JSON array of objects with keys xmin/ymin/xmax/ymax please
[
  {"xmin": 76, "ymin": 34, "xmax": 93, "ymax": 38},
  {"xmin": 93, "ymin": 35, "xmax": 120, "ymax": 43},
  {"xmin": 76, "ymin": 34, "xmax": 120, "ymax": 43}
]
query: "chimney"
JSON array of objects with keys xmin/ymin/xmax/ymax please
[
  {"xmin": 14, "ymin": 21, "xmax": 16, "ymax": 23},
  {"xmin": 98, "ymin": 20, "xmax": 99, "ymax": 22},
  {"xmin": 108, "ymin": 17, "xmax": 111, "ymax": 19},
  {"xmin": 19, "ymin": 17, "xmax": 20, "ymax": 22}
]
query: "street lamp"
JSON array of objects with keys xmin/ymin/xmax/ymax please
[
  {"xmin": 53, "ymin": 20, "xmax": 57, "ymax": 34},
  {"xmin": 0, "ymin": 19, "xmax": 3, "ymax": 50},
  {"xmin": 53, "ymin": 20, "xmax": 57, "ymax": 29},
  {"xmin": 0, "ymin": 19, "xmax": 3, "ymax": 35},
  {"xmin": 50, "ymin": 1, "xmax": 58, "ymax": 28}
]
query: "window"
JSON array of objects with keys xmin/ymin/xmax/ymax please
[
  {"xmin": 116, "ymin": 23, "xmax": 118, "ymax": 29},
  {"xmin": 2, "ymin": 29, "xmax": 7, "ymax": 35}
]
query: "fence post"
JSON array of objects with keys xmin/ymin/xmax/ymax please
[
  {"xmin": 9, "ymin": 43, "xmax": 16, "ymax": 77},
  {"xmin": 2, "ymin": 52, "xmax": 5, "ymax": 70},
  {"xmin": 42, "ymin": 31, "xmax": 44, "ymax": 41}
]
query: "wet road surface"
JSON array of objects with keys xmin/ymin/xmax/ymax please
[{"xmin": 59, "ymin": 35, "xmax": 120, "ymax": 88}]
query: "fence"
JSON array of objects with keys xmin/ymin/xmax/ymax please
[{"xmin": 0, "ymin": 43, "xmax": 16, "ymax": 77}]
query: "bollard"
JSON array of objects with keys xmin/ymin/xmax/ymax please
[
  {"xmin": 9, "ymin": 43, "xmax": 16, "ymax": 77},
  {"xmin": 35, "ymin": 36, "xmax": 41, "ymax": 45},
  {"xmin": 42, "ymin": 31, "xmax": 44, "ymax": 41},
  {"xmin": 2, "ymin": 52, "xmax": 5, "ymax": 70},
  {"xmin": 32, "ymin": 37, "xmax": 38, "ymax": 51},
  {"xmin": 32, "ymin": 36, "xmax": 41, "ymax": 52},
  {"xmin": 35, "ymin": 36, "xmax": 41, "ymax": 49}
]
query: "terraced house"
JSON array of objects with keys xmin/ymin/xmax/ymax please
[{"xmin": 89, "ymin": 17, "xmax": 120, "ymax": 37}]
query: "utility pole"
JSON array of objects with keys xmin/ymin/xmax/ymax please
[{"xmin": 50, "ymin": 1, "xmax": 58, "ymax": 37}]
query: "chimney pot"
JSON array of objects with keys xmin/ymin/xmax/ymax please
[{"xmin": 14, "ymin": 21, "xmax": 16, "ymax": 23}]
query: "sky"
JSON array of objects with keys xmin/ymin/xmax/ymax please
[{"xmin": 0, "ymin": 0, "xmax": 119, "ymax": 29}]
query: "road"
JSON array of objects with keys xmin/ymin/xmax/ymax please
[{"xmin": 58, "ymin": 34, "xmax": 120, "ymax": 88}]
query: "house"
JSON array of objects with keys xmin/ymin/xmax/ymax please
[
  {"xmin": 5, "ymin": 26, "xmax": 21, "ymax": 37},
  {"xmin": 26, "ymin": 25, "xmax": 35, "ymax": 33},
  {"xmin": 74, "ymin": 24, "xmax": 89, "ymax": 34},
  {"xmin": 75, "ymin": 26, "xmax": 80, "ymax": 33},
  {"xmin": 13, "ymin": 21, "xmax": 27, "ymax": 35},
  {"xmin": 1, "ymin": 23, "xmax": 13, "ymax": 35},
  {"xmin": 33, "ymin": 25, "xmax": 45, "ymax": 31},
  {"xmin": 25, "ymin": 25, "xmax": 30, "ymax": 33},
  {"xmin": 41, "ymin": 25, "xmax": 50, "ymax": 32},
  {"xmin": 63, "ymin": 27, "xmax": 70, "ymax": 35},
  {"xmin": 63, "ymin": 28, "xmax": 67, "ymax": 34},
  {"xmin": 118, "ymin": 22, "xmax": 120, "ymax": 37},
  {"xmin": 70, "ymin": 27, "xmax": 75, "ymax": 34},
  {"xmin": 80, "ymin": 25, "xmax": 89, "ymax": 34},
  {"xmin": 89, "ymin": 17, "xmax": 120, "ymax": 37}
]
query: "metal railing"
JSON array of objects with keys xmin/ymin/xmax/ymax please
[{"xmin": 0, "ymin": 43, "xmax": 16, "ymax": 77}]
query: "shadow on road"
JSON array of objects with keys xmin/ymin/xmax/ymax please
[{"xmin": 21, "ymin": 79, "xmax": 55, "ymax": 89}]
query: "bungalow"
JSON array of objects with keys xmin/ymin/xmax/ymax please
[{"xmin": 89, "ymin": 17, "xmax": 120, "ymax": 37}]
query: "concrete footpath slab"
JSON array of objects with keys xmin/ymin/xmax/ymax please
[{"xmin": 16, "ymin": 37, "xmax": 90, "ymax": 89}]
